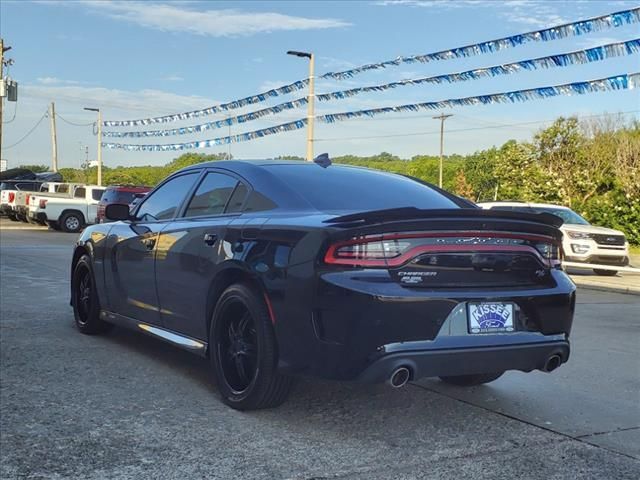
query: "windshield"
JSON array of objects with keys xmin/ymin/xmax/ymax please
[{"xmin": 533, "ymin": 207, "xmax": 590, "ymax": 225}]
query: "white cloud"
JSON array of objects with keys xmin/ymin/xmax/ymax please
[
  {"xmin": 36, "ymin": 77, "xmax": 81, "ymax": 85},
  {"xmin": 375, "ymin": 0, "xmax": 575, "ymax": 27},
  {"xmin": 161, "ymin": 75, "xmax": 184, "ymax": 82},
  {"xmin": 22, "ymin": 84, "xmax": 219, "ymax": 117},
  {"xmin": 76, "ymin": 1, "xmax": 351, "ymax": 37}
]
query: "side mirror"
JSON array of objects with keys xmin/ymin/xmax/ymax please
[{"xmin": 105, "ymin": 203, "xmax": 131, "ymax": 221}]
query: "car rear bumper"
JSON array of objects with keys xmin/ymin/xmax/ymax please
[
  {"xmin": 275, "ymin": 267, "xmax": 576, "ymax": 382},
  {"xmin": 357, "ymin": 339, "xmax": 569, "ymax": 383},
  {"xmin": 29, "ymin": 211, "xmax": 48, "ymax": 223}
]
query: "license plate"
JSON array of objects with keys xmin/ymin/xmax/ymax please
[{"xmin": 468, "ymin": 303, "xmax": 515, "ymax": 334}]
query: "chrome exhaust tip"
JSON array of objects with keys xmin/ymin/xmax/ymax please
[
  {"xmin": 389, "ymin": 367, "xmax": 411, "ymax": 388},
  {"xmin": 543, "ymin": 354, "xmax": 562, "ymax": 373}
]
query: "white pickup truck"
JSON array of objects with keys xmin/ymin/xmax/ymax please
[
  {"xmin": 11, "ymin": 182, "xmax": 67, "ymax": 222},
  {"xmin": 28, "ymin": 185, "xmax": 105, "ymax": 232}
]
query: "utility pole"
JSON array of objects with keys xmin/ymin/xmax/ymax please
[
  {"xmin": 49, "ymin": 102, "xmax": 58, "ymax": 172},
  {"xmin": 287, "ymin": 50, "xmax": 314, "ymax": 161},
  {"xmin": 0, "ymin": 39, "xmax": 13, "ymax": 160},
  {"xmin": 84, "ymin": 107, "xmax": 102, "ymax": 186},
  {"xmin": 432, "ymin": 113, "xmax": 453, "ymax": 188}
]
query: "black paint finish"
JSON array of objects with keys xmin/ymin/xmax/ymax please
[{"xmin": 72, "ymin": 161, "xmax": 576, "ymax": 382}]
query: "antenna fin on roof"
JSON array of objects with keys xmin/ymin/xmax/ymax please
[{"xmin": 313, "ymin": 153, "xmax": 331, "ymax": 168}]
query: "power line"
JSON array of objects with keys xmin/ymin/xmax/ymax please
[
  {"xmin": 55, "ymin": 113, "xmax": 94, "ymax": 127},
  {"xmin": 1, "ymin": 102, "xmax": 17, "ymax": 124},
  {"xmin": 314, "ymin": 110, "xmax": 640, "ymax": 142},
  {"xmin": 3, "ymin": 111, "xmax": 48, "ymax": 149}
]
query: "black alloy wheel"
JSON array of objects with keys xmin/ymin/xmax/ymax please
[
  {"xmin": 211, "ymin": 284, "xmax": 292, "ymax": 410},
  {"xmin": 219, "ymin": 310, "xmax": 258, "ymax": 393},
  {"xmin": 72, "ymin": 255, "xmax": 113, "ymax": 335}
]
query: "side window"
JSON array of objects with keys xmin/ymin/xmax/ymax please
[
  {"xmin": 137, "ymin": 172, "xmax": 199, "ymax": 221},
  {"xmin": 74, "ymin": 187, "xmax": 86, "ymax": 198},
  {"xmin": 92, "ymin": 189, "xmax": 105, "ymax": 201},
  {"xmin": 184, "ymin": 172, "xmax": 237, "ymax": 218},
  {"xmin": 244, "ymin": 190, "xmax": 277, "ymax": 213},
  {"xmin": 225, "ymin": 182, "xmax": 249, "ymax": 213}
]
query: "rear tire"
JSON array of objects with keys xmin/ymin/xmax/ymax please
[
  {"xmin": 439, "ymin": 372, "xmax": 504, "ymax": 386},
  {"xmin": 593, "ymin": 269, "xmax": 617, "ymax": 276},
  {"xmin": 60, "ymin": 212, "xmax": 84, "ymax": 233},
  {"xmin": 210, "ymin": 284, "xmax": 292, "ymax": 410},
  {"xmin": 72, "ymin": 254, "xmax": 113, "ymax": 335}
]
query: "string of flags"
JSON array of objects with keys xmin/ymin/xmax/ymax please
[
  {"xmin": 102, "ymin": 79, "xmax": 309, "ymax": 128},
  {"xmin": 101, "ymin": 7, "xmax": 640, "ymax": 129},
  {"xmin": 320, "ymin": 7, "xmax": 640, "ymax": 80},
  {"xmin": 317, "ymin": 39, "xmax": 640, "ymax": 101},
  {"xmin": 103, "ymin": 98, "xmax": 308, "ymax": 138},
  {"xmin": 102, "ymin": 38, "xmax": 639, "ymax": 140},
  {"xmin": 102, "ymin": 73, "xmax": 638, "ymax": 152}
]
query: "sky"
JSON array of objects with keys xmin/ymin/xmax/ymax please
[{"xmin": 1, "ymin": 0, "xmax": 639, "ymax": 169}]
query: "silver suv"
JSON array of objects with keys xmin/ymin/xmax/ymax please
[{"xmin": 479, "ymin": 202, "xmax": 629, "ymax": 276}]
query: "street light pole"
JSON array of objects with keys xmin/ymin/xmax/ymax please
[
  {"xmin": 287, "ymin": 50, "xmax": 314, "ymax": 161},
  {"xmin": 84, "ymin": 107, "xmax": 102, "ymax": 186},
  {"xmin": 432, "ymin": 113, "xmax": 453, "ymax": 188}
]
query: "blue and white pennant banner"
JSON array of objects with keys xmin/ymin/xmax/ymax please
[
  {"xmin": 103, "ymin": 39, "xmax": 639, "ymax": 139},
  {"xmin": 318, "ymin": 73, "xmax": 637, "ymax": 124},
  {"xmin": 103, "ymin": 98, "xmax": 308, "ymax": 138},
  {"xmin": 320, "ymin": 8, "xmax": 640, "ymax": 80},
  {"xmin": 103, "ymin": 73, "xmax": 638, "ymax": 152},
  {"xmin": 103, "ymin": 79, "xmax": 309, "ymax": 128},
  {"xmin": 318, "ymin": 39, "xmax": 640, "ymax": 101},
  {"xmin": 102, "ymin": 7, "xmax": 640, "ymax": 129}
]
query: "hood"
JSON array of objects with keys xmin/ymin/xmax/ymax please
[{"xmin": 561, "ymin": 223, "xmax": 626, "ymax": 236}]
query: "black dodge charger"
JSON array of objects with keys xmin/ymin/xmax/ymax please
[{"xmin": 70, "ymin": 160, "xmax": 576, "ymax": 410}]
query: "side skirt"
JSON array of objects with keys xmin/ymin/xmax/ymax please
[{"xmin": 100, "ymin": 310, "xmax": 208, "ymax": 357}]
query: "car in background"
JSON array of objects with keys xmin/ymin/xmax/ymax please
[
  {"xmin": 70, "ymin": 160, "xmax": 575, "ymax": 410},
  {"xmin": 96, "ymin": 185, "xmax": 152, "ymax": 223},
  {"xmin": 29, "ymin": 185, "xmax": 105, "ymax": 232},
  {"xmin": 479, "ymin": 201, "xmax": 629, "ymax": 276}
]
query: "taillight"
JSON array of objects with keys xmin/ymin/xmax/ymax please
[
  {"xmin": 39, "ymin": 199, "xmax": 48, "ymax": 209},
  {"xmin": 26, "ymin": 196, "xmax": 30, "ymax": 205},
  {"xmin": 8, "ymin": 192, "xmax": 15, "ymax": 203},
  {"xmin": 324, "ymin": 232, "xmax": 561, "ymax": 268}
]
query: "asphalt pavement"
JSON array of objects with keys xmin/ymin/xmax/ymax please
[{"xmin": 1, "ymin": 218, "xmax": 639, "ymax": 479}]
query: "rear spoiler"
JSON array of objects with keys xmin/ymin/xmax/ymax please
[{"xmin": 324, "ymin": 207, "xmax": 564, "ymax": 228}]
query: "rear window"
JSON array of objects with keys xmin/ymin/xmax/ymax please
[
  {"xmin": 267, "ymin": 165, "xmax": 459, "ymax": 212},
  {"xmin": 101, "ymin": 189, "xmax": 140, "ymax": 204}
]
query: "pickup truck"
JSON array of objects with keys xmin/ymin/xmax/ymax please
[
  {"xmin": 13, "ymin": 183, "xmax": 70, "ymax": 222},
  {"xmin": 28, "ymin": 185, "xmax": 105, "ymax": 232},
  {"xmin": 1, "ymin": 181, "xmax": 48, "ymax": 220}
]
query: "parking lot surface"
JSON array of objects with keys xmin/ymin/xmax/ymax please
[{"xmin": 1, "ymin": 219, "xmax": 639, "ymax": 479}]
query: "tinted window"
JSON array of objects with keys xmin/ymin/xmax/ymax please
[
  {"xmin": 184, "ymin": 172, "xmax": 237, "ymax": 217},
  {"xmin": 137, "ymin": 173, "xmax": 198, "ymax": 221},
  {"xmin": 101, "ymin": 189, "xmax": 140, "ymax": 204},
  {"xmin": 244, "ymin": 190, "xmax": 277, "ymax": 212},
  {"xmin": 226, "ymin": 182, "xmax": 249, "ymax": 213},
  {"xmin": 92, "ymin": 189, "xmax": 105, "ymax": 201},
  {"xmin": 74, "ymin": 187, "xmax": 86, "ymax": 198},
  {"xmin": 267, "ymin": 165, "xmax": 459, "ymax": 212}
]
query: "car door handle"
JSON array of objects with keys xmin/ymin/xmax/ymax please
[
  {"xmin": 142, "ymin": 238, "xmax": 156, "ymax": 250},
  {"xmin": 204, "ymin": 233, "xmax": 218, "ymax": 246}
]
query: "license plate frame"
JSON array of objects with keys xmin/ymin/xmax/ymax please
[{"xmin": 467, "ymin": 302, "xmax": 515, "ymax": 334}]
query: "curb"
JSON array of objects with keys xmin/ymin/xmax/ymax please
[{"xmin": 571, "ymin": 278, "xmax": 640, "ymax": 296}]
